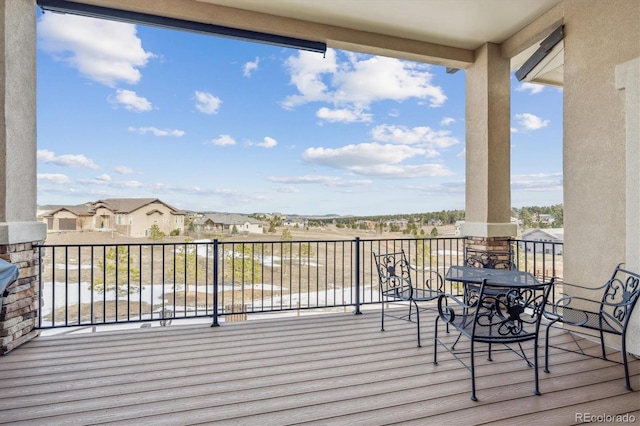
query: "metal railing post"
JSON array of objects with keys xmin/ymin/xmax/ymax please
[
  {"xmin": 353, "ymin": 237, "xmax": 362, "ymax": 315},
  {"xmin": 211, "ymin": 239, "xmax": 220, "ymax": 327}
]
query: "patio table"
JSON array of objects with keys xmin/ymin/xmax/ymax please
[{"xmin": 445, "ymin": 265, "xmax": 542, "ymax": 288}]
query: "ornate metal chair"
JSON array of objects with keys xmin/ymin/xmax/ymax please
[
  {"xmin": 434, "ymin": 278, "xmax": 555, "ymax": 401},
  {"xmin": 543, "ymin": 264, "xmax": 640, "ymax": 390},
  {"xmin": 373, "ymin": 250, "xmax": 444, "ymax": 347},
  {"xmin": 465, "ymin": 247, "xmax": 516, "ymax": 270}
]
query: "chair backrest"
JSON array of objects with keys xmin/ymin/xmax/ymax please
[
  {"xmin": 373, "ymin": 251, "xmax": 412, "ymax": 293},
  {"xmin": 465, "ymin": 247, "xmax": 515, "ymax": 270},
  {"xmin": 598, "ymin": 264, "xmax": 640, "ymax": 333},
  {"xmin": 468, "ymin": 279, "xmax": 554, "ymax": 342}
]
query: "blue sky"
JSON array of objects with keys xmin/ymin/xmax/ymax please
[{"xmin": 36, "ymin": 11, "xmax": 563, "ymax": 216}]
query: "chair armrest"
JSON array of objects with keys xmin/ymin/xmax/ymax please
[
  {"xmin": 561, "ymin": 280, "xmax": 610, "ymax": 292},
  {"xmin": 547, "ymin": 294, "xmax": 600, "ymax": 316},
  {"xmin": 437, "ymin": 292, "xmax": 471, "ymax": 324},
  {"xmin": 425, "ymin": 270, "xmax": 445, "ymax": 292}
]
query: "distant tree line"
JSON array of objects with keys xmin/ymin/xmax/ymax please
[{"xmin": 249, "ymin": 204, "xmax": 563, "ymax": 233}]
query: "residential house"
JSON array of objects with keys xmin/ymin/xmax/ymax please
[
  {"xmin": 42, "ymin": 198, "xmax": 185, "ymax": 238},
  {"xmin": 93, "ymin": 198, "xmax": 185, "ymax": 238},
  {"xmin": 193, "ymin": 213, "xmax": 263, "ymax": 235},
  {"xmin": 534, "ymin": 213, "xmax": 555, "ymax": 225},
  {"xmin": 41, "ymin": 204, "xmax": 93, "ymax": 232},
  {"xmin": 520, "ymin": 228, "xmax": 564, "ymax": 255}
]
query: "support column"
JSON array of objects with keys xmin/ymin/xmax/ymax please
[
  {"xmin": 461, "ymin": 43, "xmax": 517, "ymax": 239},
  {"xmin": 615, "ymin": 57, "xmax": 640, "ymax": 355},
  {"xmin": 0, "ymin": 0, "xmax": 47, "ymax": 354}
]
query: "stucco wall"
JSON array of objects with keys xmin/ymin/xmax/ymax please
[
  {"xmin": 563, "ymin": 0, "xmax": 640, "ymax": 353},
  {"xmin": 564, "ymin": 0, "xmax": 639, "ymax": 283}
]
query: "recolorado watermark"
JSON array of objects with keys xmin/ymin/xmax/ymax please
[{"xmin": 576, "ymin": 413, "xmax": 636, "ymax": 423}]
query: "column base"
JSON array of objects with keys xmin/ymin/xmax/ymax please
[
  {"xmin": 0, "ymin": 222, "xmax": 47, "ymax": 245},
  {"xmin": 461, "ymin": 221, "xmax": 517, "ymax": 238}
]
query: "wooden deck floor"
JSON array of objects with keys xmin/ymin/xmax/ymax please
[{"xmin": 0, "ymin": 309, "xmax": 638, "ymax": 425}]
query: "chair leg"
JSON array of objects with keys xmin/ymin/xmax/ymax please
[
  {"xmin": 413, "ymin": 300, "xmax": 421, "ymax": 348},
  {"xmin": 534, "ymin": 337, "xmax": 541, "ymax": 395},
  {"xmin": 622, "ymin": 335, "xmax": 633, "ymax": 391},
  {"xmin": 544, "ymin": 319, "xmax": 558, "ymax": 373},
  {"xmin": 381, "ymin": 301, "xmax": 385, "ymax": 332},
  {"xmin": 433, "ymin": 317, "xmax": 439, "ymax": 365},
  {"xmin": 470, "ymin": 339, "xmax": 477, "ymax": 401},
  {"xmin": 599, "ymin": 329, "xmax": 608, "ymax": 361}
]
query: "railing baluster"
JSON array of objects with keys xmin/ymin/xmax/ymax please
[
  {"xmin": 33, "ymin": 236, "xmax": 557, "ymax": 329},
  {"xmin": 354, "ymin": 237, "xmax": 361, "ymax": 315},
  {"xmin": 212, "ymin": 239, "xmax": 220, "ymax": 327}
]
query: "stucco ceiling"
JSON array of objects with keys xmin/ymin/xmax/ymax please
[
  {"xmin": 195, "ymin": 0, "xmax": 563, "ymax": 85},
  {"xmin": 196, "ymin": 0, "xmax": 560, "ymax": 50}
]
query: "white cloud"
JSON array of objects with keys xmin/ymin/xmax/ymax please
[
  {"xmin": 269, "ymin": 175, "xmax": 341, "ymax": 185},
  {"xmin": 114, "ymin": 166, "xmax": 135, "ymax": 175},
  {"xmin": 357, "ymin": 163, "xmax": 453, "ymax": 178},
  {"xmin": 112, "ymin": 90, "xmax": 152, "ymax": 112},
  {"xmin": 515, "ymin": 113, "xmax": 549, "ymax": 130},
  {"xmin": 37, "ymin": 173, "xmax": 71, "ymax": 184},
  {"xmin": 440, "ymin": 117, "xmax": 455, "ymax": 126},
  {"xmin": 128, "ymin": 126, "xmax": 185, "ymax": 137},
  {"xmin": 301, "ymin": 142, "xmax": 453, "ymax": 178},
  {"xmin": 256, "ymin": 137, "xmax": 277, "ymax": 148},
  {"xmin": 268, "ymin": 175, "xmax": 373, "ymax": 187},
  {"xmin": 195, "ymin": 91, "xmax": 222, "ymax": 114},
  {"xmin": 78, "ymin": 177, "xmax": 144, "ymax": 188},
  {"xmin": 37, "ymin": 149, "xmax": 99, "ymax": 169},
  {"xmin": 512, "ymin": 172, "xmax": 563, "ymax": 191},
  {"xmin": 243, "ymin": 57, "xmax": 260, "ymax": 77},
  {"xmin": 304, "ymin": 143, "xmax": 423, "ymax": 168},
  {"xmin": 282, "ymin": 49, "xmax": 446, "ymax": 112},
  {"xmin": 370, "ymin": 124, "xmax": 459, "ymax": 149},
  {"xmin": 516, "ymin": 82, "xmax": 544, "ymax": 95},
  {"xmin": 276, "ymin": 186, "xmax": 300, "ymax": 193},
  {"xmin": 38, "ymin": 13, "xmax": 153, "ymax": 87},
  {"xmin": 316, "ymin": 107, "xmax": 372, "ymax": 123},
  {"xmin": 206, "ymin": 135, "xmax": 236, "ymax": 146}
]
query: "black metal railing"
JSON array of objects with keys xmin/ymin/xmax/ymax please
[{"xmin": 35, "ymin": 237, "xmax": 563, "ymax": 328}]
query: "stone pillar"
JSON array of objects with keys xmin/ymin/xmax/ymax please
[
  {"xmin": 1, "ymin": 243, "xmax": 41, "ymax": 354},
  {"xmin": 461, "ymin": 43, "xmax": 517, "ymax": 240},
  {"xmin": 0, "ymin": 0, "xmax": 47, "ymax": 354},
  {"xmin": 465, "ymin": 236, "xmax": 512, "ymax": 253}
]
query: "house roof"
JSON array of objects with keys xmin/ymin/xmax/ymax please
[
  {"xmin": 43, "ymin": 204, "xmax": 94, "ymax": 217},
  {"xmin": 92, "ymin": 198, "xmax": 184, "ymax": 215},
  {"xmin": 198, "ymin": 213, "xmax": 262, "ymax": 226},
  {"xmin": 521, "ymin": 228, "xmax": 564, "ymax": 240}
]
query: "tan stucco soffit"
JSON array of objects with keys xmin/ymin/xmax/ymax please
[
  {"xmin": 501, "ymin": 3, "xmax": 564, "ymax": 60},
  {"xmin": 55, "ymin": 0, "xmax": 475, "ymax": 68}
]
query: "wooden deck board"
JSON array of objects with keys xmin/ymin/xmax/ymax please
[{"xmin": 0, "ymin": 309, "xmax": 638, "ymax": 425}]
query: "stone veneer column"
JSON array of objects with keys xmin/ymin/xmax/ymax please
[
  {"xmin": 0, "ymin": 0, "xmax": 47, "ymax": 354},
  {"xmin": 465, "ymin": 236, "xmax": 512, "ymax": 253},
  {"xmin": 0, "ymin": 243, "xmax": 41, "ymax": 354},
  {"xmin": 461, "ymin": 43, "xmax": 517, "ymax": 240}
]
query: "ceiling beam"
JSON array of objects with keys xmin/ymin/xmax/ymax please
[{"xmin": 54, "ymin": 0, "xmax": 474, "ymax": 68}]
